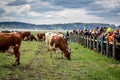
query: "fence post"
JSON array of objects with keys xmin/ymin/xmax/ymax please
[
  {"xmin": 78, "ymin": 35, "xmax": 80, "ymax": 44},
  {"xmin": 81, "ymin": 34, "xmax": 84, "ymax": 46},
  {"xmin": 106, "ymin": 39, "xmax": 109, "ymax": 57},
  {"xmin": 113, "ymin": 38, "xmax": 116, "ymax": 59},
  {"xmin": 101, "ymin": 37, "xmax": 103, "ymax": 54},
  {"xmin": 80, "ymin": 34, "xmax": 82, "ymax": 45},
  {"xmin": 79, "ymin": 34, "xmax": 82, "ymax": 45},
  {"xmin": 73, "ymin": 33, "xmax": 75, "ymax": 42},
  {"xmin": 96, "ymin": 36, "xmax": 99, "ymax": 53},
  {"xmin": 85, "ymin": 35, "xmax": 87, "ymax": 47},
  {"xmin": 84, "ymin": 35, "xmax": 87, "ymax": 47},
  {"xmin": 77, "ymin": 34, "xmax": 80, "ymax": 43},
  {"xmin": 87, "ymin": 36, "xmax": 89, "ymax": 48},
  {"xmin": 90, "ymin": 36, "xmax": 92, "ymax": 49},
  {"xmin": 93, "ymin": 35, "xmax": 95, "ymax": 51}
]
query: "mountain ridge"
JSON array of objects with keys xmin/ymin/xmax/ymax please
[{"xmin": 0, "ymin": 21, "xmax": 116, "ymax": 30}]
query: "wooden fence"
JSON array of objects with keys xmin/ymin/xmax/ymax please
[{"xmin": 67, "ymin": 33, "xmax": 120, "ymax": 60}]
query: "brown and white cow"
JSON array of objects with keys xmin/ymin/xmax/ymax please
[
  {"xmin": 45, "ymin": 32, "xmax": 71, "ymax": 60},
  {"xmin": 45, "ymin": 32, "xmax": 65, "ymax": 46},
  {"xmin": 45, "ymin": 32, "xmax": 54, "ymax": 47},
  {"xmin": 0, "ymin": 32, "xmax": 22, "ymax": 66},
  {"xmin": 37, "ymin": 32, "xmax": 45, "ymax": 41}
]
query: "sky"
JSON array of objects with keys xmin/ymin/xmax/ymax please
[{"xmin": 0, "ymin": 0, "xmax": 120, "ymax": 26}]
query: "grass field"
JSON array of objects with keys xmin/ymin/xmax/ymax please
[{"xmin": 0, "ymin": 40, "xmax": 120, "ymax": 80}]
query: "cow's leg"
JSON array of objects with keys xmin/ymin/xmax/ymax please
[
  {"xmin": 27, "ymin": 36, "xmax": 30, "ymax": 41},
  {"xmin": 13, "ymin": 52, "xmax": 20, "ymax": 66},
  {"xmin": 13, "ymin": 46, "xmax": 20, "ymax": 66},
  {"xmin": 61, "ymin": 53, "xmax": 63, "ymax": 59},
  {"xmin": 17, "ymin": 51, "xmax": 20, "ymax": 65},
  {"xmin": 50, "ymin": 49, "xmax": 52, "ymax": 58},
  {"xmin": 56, "ymin": 51, "xmax": 57, "ymax": 58},
  {"xmin": 56, "ymin": 50, "xmax": 59, "ymax": 59}
]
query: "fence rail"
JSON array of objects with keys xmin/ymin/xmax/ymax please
[{"xmin": 67, "ymin": 34, "xmax": 120, "ymax": 60}]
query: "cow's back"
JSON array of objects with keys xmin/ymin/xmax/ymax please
[
  {"xmin": 0, "ymin": 33, "xmax": 13, "ymax": 51},
  {"xmin": 12, "ymin": 32, "xmax": 22, "ymax": 46},
  {"xmin": 0, "ymin": 32, "xmax": 22, "ymax": 52}
]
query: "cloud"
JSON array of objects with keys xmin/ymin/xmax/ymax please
[
  {"xmin": 27, "ymin": 12, "xmax": 40, "ymax": 17},
  {"xmin": 41, "ymin": 0, "xmax": 94, "ymax": 8},
  {"xmin": 4, "ymin": 4, "xmax": 30, "ymax": 16},
  {"xmin": 7, "ymin": 0, "xmax": 28, "ymax": 6},
  {"xmin": 29, "ymin": 0, "xmax": 63, "ymax": 13},
  {"xmin": 0, "ymin": 0, "xmax": 120, "ymax": 25},
  {"xmin": 94, "ymin": 0, "xmax": 120, "ymax": 9},
  {"xmin": 0, "ymin": 8, "xmax": 5, "ymax": 16},
  {"xmin": 83, "ymin": 0, "xmax": 120, "ymax": 25}
]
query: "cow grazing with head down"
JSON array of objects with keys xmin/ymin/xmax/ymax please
[
  {"xmin": 45, "ymin": 32, "xmax": 71, "ymax": 60},
  {"xmin": 29, "ymin": 34, "xmax": 37, "ymax": 41},
  {"xmin": 37, "ymin": 32, "xmax": 45, "ymax": 41},
  {"xmin": 0, "ymin": 32, "xmax": 22, "ymax": 66},
  {"xmin": 21, "ymin": 31, "xmax": 31, "ymax": 41}
]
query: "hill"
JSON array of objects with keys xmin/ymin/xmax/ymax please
[{"xmin": 0, "ymin": 21, "xmax": 116, "ymax": 30}]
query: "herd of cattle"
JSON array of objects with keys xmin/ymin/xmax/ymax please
[{"xmin": 0, "ymin": 30, "xmax": 71, "ymax": 66}]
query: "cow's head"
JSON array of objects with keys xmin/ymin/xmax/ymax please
[{"xmin": 64, "ymin": 48, "xmax": 71, "ymax": 60}]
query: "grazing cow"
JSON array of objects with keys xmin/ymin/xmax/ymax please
[
  {"xmin": 37, "ymin": 32, "xmax": 45, "ymax": 41},
  {"xmin": 21, "ymin": 31, "xmax": 31, "ymax": 41},
  {"xmin": 45, "ymin": 32, "xmax": 54, "ymax": 47},
  {"xmin": 29, "ymin": 34, "xmax": 37, "ymax": 41},
  {"xmin": 45, "ymin": 32, "xmax": 71, "ymax": 60},
  {"xmin": 0, "ymin": 32, "xmax": 22, "ymax": 66},
  {"xmin": 45, "ymin": 32, "xmax": 66, "ymax": 47}
]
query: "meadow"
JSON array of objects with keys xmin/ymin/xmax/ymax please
[{"xmin": 0, "ymin": 31, "xmax": 120, "ymax": 80}]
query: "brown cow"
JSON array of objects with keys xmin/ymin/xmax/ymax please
[
  {"xmin": 49, "ymin": 35, "xmax": 71, "ymax": 60},
  {"xmin": 21, "ymin": 31, "xmax": 31, "ymax": 41},
  {"xmin": 29, "ymin": 34, "xmax": 37, "ymax": 41},
  {"xmin": 37, "ymin": 32, "xmax": 45, "ymax": 41},
  {"xmin": 0, "ymin": 32, "xmax": 22, "ymax": 66}
]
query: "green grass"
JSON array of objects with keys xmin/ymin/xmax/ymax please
[{"xmin": 0, "ymin": 41, "xmax": 120, "ymax": 80}]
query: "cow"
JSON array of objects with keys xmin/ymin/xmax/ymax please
[
  {"xmin": 29, "ymin": 34, "xmax": 37, "ymax": 41},
  {"xmin": 45, "ymin": 32, "xmax": 54, "ymax": 47},
  {"xmin": 45, "ymin": 32, "xmax": 65, "ymax": 47},
  {"xmin": 21, "ymin": 31, "xmax": 31, "ymax": 41},
  {"xmin": 45, "ymin": 32, "xmax": 71, "ymax": 60},
  {"xmin": 0, "ymin": 32, "xmax": 22, "ymax": 66},
  {"xmin": 49, "ymin": 35, "xmax": 71, "ymax": 60},
  {"xmin": 37, "ymin": 32, "xmax": 45, "ymax": 41}
]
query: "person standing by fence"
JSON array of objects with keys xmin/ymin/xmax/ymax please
[
  {"xmin": 106, "ymin": 30, "xmax": 114, "ymax": 57},
  {"xmin": 113, "ymin": 29, "xmax": 120, "ymax": 60},
  {"xmin": 65, "ymin": 30, "xmax": 69, "ymax": 40}
]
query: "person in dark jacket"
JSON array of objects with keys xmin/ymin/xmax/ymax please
[{"xmin": 114, "ymin": 29, "xmax": 120, "ymax": 60}]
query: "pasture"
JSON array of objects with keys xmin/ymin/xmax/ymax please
[{"xmin": 0, "ymin": 32, "xmax": 120, "ymax": 80}]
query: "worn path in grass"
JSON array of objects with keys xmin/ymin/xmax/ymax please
[{"xmin": 0, "ymin": 41, "xmax": 120, "ymax": 80}]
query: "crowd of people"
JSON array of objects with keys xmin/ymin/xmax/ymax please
[{"xmin": 65, "ymin": 27, "xmax": 120, "ymax": 61}]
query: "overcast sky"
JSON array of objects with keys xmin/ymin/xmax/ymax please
[{"xmin": 0, "ymin": 0, "xmax": 120, "ymax": 25}]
